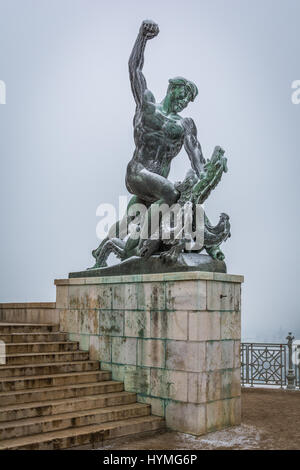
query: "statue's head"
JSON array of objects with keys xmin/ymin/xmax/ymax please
[{"xmin": 166, "ymin": 77, "xmax": 198, "ymax": 113}]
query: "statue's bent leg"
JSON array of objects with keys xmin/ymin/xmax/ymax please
[
  {"xmin": 127, "ymin": 167, "xmax": 179, "ymax": 205},
  {"xmin": 92, "ymin": 218, "xmax": 126, "ymax": 266},
  {"xmin": 127, "ymin": 168, "xmax": 180, "ymax": 248},
  {"xmin": 94, "ymin": 239, "xmax": 126, "ymax": 267}
]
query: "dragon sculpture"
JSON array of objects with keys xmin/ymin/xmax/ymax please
[
  {"xmin": 92, "ymin": 146, "xmax": 230, "ymax": 269},
  {"xmin": 77, "ymin": 19, "xmax": 234, "ymax": 276}
]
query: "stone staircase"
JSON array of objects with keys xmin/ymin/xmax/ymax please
[{"xmin": 0, "ymin": 322, "xmax": 164, "ymax": 450}]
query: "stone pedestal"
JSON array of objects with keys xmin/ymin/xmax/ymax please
[{"xmin": 55, "ymin": 271, "xmax": 243, "ymax": 435}]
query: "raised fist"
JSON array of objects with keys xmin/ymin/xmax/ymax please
[{"xmin": 140, "ymin": 20, "xmax": 159, "ymax": 39}]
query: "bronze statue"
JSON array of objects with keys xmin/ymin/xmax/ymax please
[
  {"xmin": 126, "ymin": 20, "xmax": 205, "ymax": 206},
  {"xmin": 84, "ymin": 20, "xmax": 231, "ymax": 277}
]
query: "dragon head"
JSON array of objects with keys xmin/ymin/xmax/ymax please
[{"xmin": 192, "ymin": 146, "xmax": 228, "ymax": 205}]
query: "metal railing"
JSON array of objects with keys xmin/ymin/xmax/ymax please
[{"xmin": 241, "ymin": 332, "xmax": 300, "ymax": 389}]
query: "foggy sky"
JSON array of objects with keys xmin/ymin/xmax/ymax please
[{"xmin": 0, "ymin": 0, "xmax": 299, "ymax": 342}]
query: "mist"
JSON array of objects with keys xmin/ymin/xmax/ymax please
[{"xmin": 0, "ymin": 0, "xmax": 299, "ymax": 342}]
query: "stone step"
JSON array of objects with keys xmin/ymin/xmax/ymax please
[
  {"xmin": 0, "ymin": 391, "xmax": 137, "ymax": 422},
  {"xmin": 0, "ymin": 380, "xmax": 124, "ymax": 405},
  {"xmin": 0, "ymin": 370, "xmax": 111, "ymax": 392},
  {"xmin": 0, "ymin": 323, "xmax": 59, "ymax": 334},
  {"xmin": 0, "ymin": 360, "xmax": 99, "ymax": 378},
  {"xmin": 5, "ymin": 341, "xmax": 79, "ymax": 354},
  {"xmin": 0, "ymin": 321, "xmax": 166, "ymax": 449},
  {"xmin": 0, "ymin": 403, "xmax": 151, "ymax": 440},
  {"xmin": 0, "ymin": 415, "xmax": 165, "ymax": 450},
  {"xmin": 2, "ymin": 350, "xmax": 89, "ymax": 366},
  {"xmin": 0, "ymin": 332, "xmax": 68, "ymax": 343}
]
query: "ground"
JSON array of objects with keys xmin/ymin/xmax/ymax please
[{"xmin": 99, "ymin": 388, "xmax": 300, "ymax": 450}]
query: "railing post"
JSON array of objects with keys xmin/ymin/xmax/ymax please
[
  {"xmin": 246, "ymin": 344, "xmax": 249, "ymax": 385},
  {"xmin": 250, "ymin": 343, "xmax": 253, "ymax": 387},
  {"xmin": 286, "ymin": 332, "xmax": 296, "ymax": 390}
]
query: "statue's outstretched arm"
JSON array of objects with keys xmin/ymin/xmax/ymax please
[
  {"xmin": 183, "ymin": 118, "xmax": 206, "ymax": 178},
  {"xmin": 128, "ymin": 20, "xmax": 159, "ymax": 107}
]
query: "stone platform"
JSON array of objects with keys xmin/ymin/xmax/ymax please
[{"xmin": 55, "ymin": 271, "xmax": 243, "ymax": 435}]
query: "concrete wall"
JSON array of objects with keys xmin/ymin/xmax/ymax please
[
  {"xmin": 0, "ymin": 303, "xmax": 59, "ymax": 324},
  {"xmin": 55, "ymin": 271, "xmax": 243, "ymax": 435}
]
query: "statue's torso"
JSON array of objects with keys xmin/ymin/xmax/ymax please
[{"xmin": 129, "ymin": 94, "xmax": 185, "ymax": 178}]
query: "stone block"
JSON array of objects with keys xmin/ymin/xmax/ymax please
[
  {"xmin": 206, "ymin": 399, "xmax": 224, "ymax": 431},
  {"xmin": 95, "ymin": 285, "xmax": 113, "ymax": 309},
  {"xmin": 111, "ymin": 364, "xmax": 135, "ymax": 382},
  {"xmin": 112, "ymin": 283, "xmax": 138, "ymax": 310},
  {"xmin": 221, "ymin": 340, "xmax": 234, "ymax": 369},
  {"xmin": 189, "ymin": 311, "xmax": 221, "ymax": 341},
  {"xmin": 98, "ymin": 336, "xmax": 112, "ymax": 362},
  {"xmin": 56, "ymin": 286, "xmax": 69, "ymax": 309},
  {"xmin": 150, "ymin": 368, "xmax": 188, "ymax": 401},
  {"xmin": 68, "ymin": 286, "xmax": 89, "ymax": 310},
  {"xmin": 231, "ymin": 368, "xmax": 241, "ymax": 397},
  {"xmin": 112, "ymin": 337, "xmax": 137, "ymax": 365},
  {"xmin": 137, "ymin": 395, "xmax": 165, "ymax": 417},
  {"xmin": 220, "ymin": 369, "xmax": 234, "ymax": 399},
  {"xmin": 206, "ymin": 341, "xmax": 221, "ymax": 371},
  {"xmin": 166, "ymin": 280, "xmax": 206, "ymax": 311},
  {"xmin": 151, "ymin": 311, "xmax": 188, "ymax": 340},
  {"xmin": 207, "ymin": 281, "xmax": 240, "ymax": 311},
  {"xmin": 137, "ymin": 339, "xmax": 165, "ymax": 368},
  {"xmin": 217, "ymin": 369, "xmax": 240, "ymax": 400},
  {"xmin": 207, "ymin": 368, "xmax": 241, "ymax": 401},
  {"xmin": 68, "ymin": 285, "xmax": 112, "ymax": 309},
  {"xmin": 137, "ymin": 282, "xmax": 165, "ymax": 310},
  {"xmin": 207, "ymin": 370, "xmax": 222, "ymax": 401},
  {"xmin": 165, "ymin": 402, "xmax": 206, "ymax": 435},
  {"xmin": 99, "ymin": 310, "xmax": 124, "ymax": 336},
  {"xmin": 188, "ymin": 372, "xmax": 207, "ymax": 404},
  {"xmin": 68, "ymin": 333, "xmax": 80, "ymax": 343},
  {"xmin": 234, "ymin": 341, "xmax": 241, "ymax": 368},
  {"xmin": 220, "ymin": 311, "xmax": 241, "ymax": 340},
  {"xmin": 124, "ymin": 310, "xmax": 151, "ymax": 338},
  {"xmin": 89, "ymin": 335, "xmax": 112, "ymax": 363},
  {"xmin": 206, "ymin": 397, "xmax": 241, "ymax": 431},
  {"xmin": 166, "ymin": 341, "xmax": 206, "ymax": 372},
  {"xmin": 79, "ymin": 334, "xmax": 89, "ymax": 351},
  {"xmin": 78, "ymin": 309, "xmax": 99, "ymax": 335},
  {"xmin": 205, "ymin": 340, "xmax": 236, "ymax": 372},
  {"xmin": 89, "ymin": 334, "xmax": 100, "ymax": 360},
  {"xmin": 0, "ymin": 308, "xmax": 15, "ymax": 322},
  {"xmin": 124, "ymin": 366, "xmax": 150, "ymax": 395},
  {"xmin": 59, "ymin": 309, "xmax": 79, "ymax": 334},
  {"xmin": 23, "ymin": 304, "xmax": 60, "ymax": 324},
  {"xmin": 99, "ymin": 361, "xmax": 112, "ymax": 372}
]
